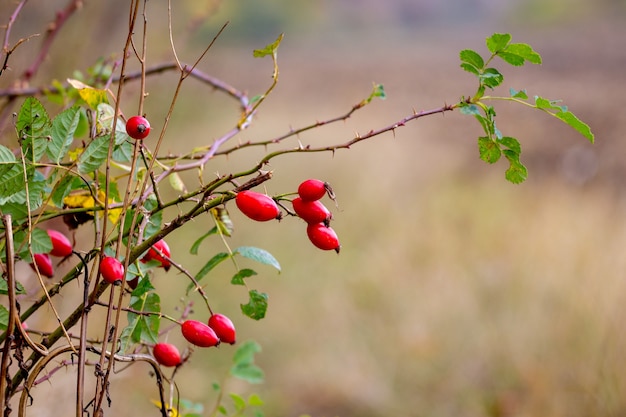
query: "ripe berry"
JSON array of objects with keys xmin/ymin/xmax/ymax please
[
  {"xmin": 153, "ymin": 342, "xmax": 182, "ymax": 367},
  {"xmin": 306, "ymin": 223, "xmax": 341, "ymax": 253},
  {"xmin": 181, "ymin": 320, "xmax": 220, "ymax": 347},
  {"xmin": 208, "ymin": 314, "xmax": 236, "ymax": 345},
  {"xmin": 141, "ymin": 239, "xmax": 171, "ymax": 271},
  {"xmin": 292, "ymin": 197, "xmax": 332, "ymax": 225},
  {"xmin": 47, "ymin": 229, "xmax": 73, "ymax": 257},
  {"xmin": 125, "ymin": 115, "xmax": 151, "ymax": 140},
  {"xmin": 100, "ymin": 256, "xmax": 125, "ymax": 285},
  {"xmin": 235, "ymin": 190, "xmax": 280, "ymax": 222},
  {"xmin": 298, "ymin": 179, "xmax": 330, "ymax": 202},
  {"xmin": 30, "ymin": 253, "xmax": 54, "ymax": 278}
]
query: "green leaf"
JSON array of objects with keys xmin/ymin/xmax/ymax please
[
  {"xmin": 459, "ymin": 104, "xmax": 481, "ymax": 116},
  {"xmin": 78, "ymin": 136, "xmax": 110, "ymax": 174},
  {"xmin": 13, "ymin": 227, "xmax": 53, "ymax": 261},
  {"xmin": 190, "ymin": 229, "xmax": 218, "ymax": 255},
  {"xmin": 186, "ymin": 252, "xmax": 231, "ymax": 293},
  {"xmin": 460, "ymin": 63, "xmax": 480, "ymax": 76},
  {"xmin": 231, "ymin": 268, "xmax": 258, "ymax": 286},
  {"xmin": 503, "ymin": 43, "xmax": 542, "ymax": 64},
  {"xmin": 0, "ymin": 165, "xmax": 26, "ymax": 202},
  {"xmin": 0, "ymin": 280, "xmax": 26, "ymax": 296},
  {"xmin": 0, "ymin": 145, "xmax": 17, "ymax": 178},
  {"xmin": 48, "ymin": 106, "xmax": 80, "ymax": 163},
  {"xmin": 510, "ymin": 88, "xmax": 528, "ymax": 99},
  {"xmin": 498, "ymin": 136, "xmax": 522, "ymax": 154},
  {"xmin": 480, "ymin": 68, "xmax": 503, "ymax": 88},
  {"xmin": 0, "ymin": 202, "xmax": 29, "ymax": 222},
  {"xmin": 534, "ymin": 96, "xmax": 566, "ymax": 111},
  {"xmin": 503, "ymin": 149, "xmax": 528, "ymax": 184},
  {"xmin": 253, "ymin": 33, "xmax": 284, "ymax": 58},
  {"xmin": 16, "ymin": 97, "xmax": 51, "ymax": 162},
  {"xmin": 459, "ymin": 49, "xmax": 484, "ymax": 70},
  {"xmin": 235, "ymin": 246, "xmax": 281, "ymax": 272},
  {"xmin": 247, "ymin": 394, "xmax": 264, "ymax": 407},
  {"xmin": 363, "ymin": 83, "xmax": 386, "ymax": 105},
  {"xmin": 496, "ymin": 51, "xmax": 525, "ymax": 66},
  {"xmin": 230, "ymin": 340, "xmax": 265, "ymax": 384},
  {"xmin": 241, "ymin": 290, "xmax": 268, "ymax": 320},
  {"xmin": 120, "ymin": 291, "xmax": 161, "ymax": 352},
  {"xmin": 0, "ymin": 305, "xmax": 8, "ymax": 332},
  {"xmin": 478, "ymin": 137, "xmax": 501, "ymax": 164},
  {"xmin": 50, "ymin": 174, "xmax": 80, "ymax": 208},
  {"xmin": 230, "ymin": 393, "xmax": 246, "ymax": 412},
  {"xmin": 486, "ymin": 33, "xmax": 511, "ymax": 53},
  {"xmin": 555, "ymin": 111, "xmax": 595, "ymax": 143},
  {"xmin": 112, "ymin": 140, "xmax": 133, "ymax": 163}
]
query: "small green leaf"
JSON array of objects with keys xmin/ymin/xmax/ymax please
[
  {"xmin": 0, "ymin": 280, "xmax": 26, "ymax": 296},
  {"xmin": 498, "ymin": 136, "xmax": 522, "ymax": 154},
  {"xmin": 459, "ymin": 104, "xmax": 481, "ymax": 116},
  {"xmin": 48, "ymin": 106, "xmax": 80, "ymax": 163},
  {"xmin": 241, "ymin": 290, "xmax": 268, "ymax": 320},
  {"xmin": 510, "ymin": 88, "xmax": 528, "ymax": 99},
  {"xmin": 478, "ymin": 136, "xmax": 501, "ymax": 164},
  {"xmin": 486, "ymin": 33, "xmax": 511, "ymax": 53},
  {"xmin": 253, "ymin": 33, "xmax": 284, "ymax": 58},
  {"xmin": 248, "ymin": 394, "xmax": 264, "ymax": 407},
  {"xmin": 480, "ymin": 68, "xmax": 504, "ymax": 88},
  {"xmin": 120, "ymin": 291, "xmax": 161, "ymax": 352},
  {"xmin": 78, "ymin": 136, "xmax": 110, "ymax": 174},
  {"xmin": 230, "ymin": 394, "xmax": 246, "ymax": 412},
  {"xmin": 459, "ymin": 49, "xmax": 484, "ymax": 70},
  {"xmin": 555, "ymin": 111, "xmax": 595, "ymax": 143},
  {"xmin": 235, "ymin": 246, "xmax": 281, "ymax": 272},
  {"xmin": 503, "ymin": 149, "xmax": 528, "ymax": 184},
  {"xmin": 0, "ymin": 305, "xmax": 8, "ymax": 332},
  {"xmin": 190, "ymin": 229, "xmax": 218, "ymax": 255},
  {"xmin": 503, "ymin": 43, "xmax": 542, "ymax": 64},
  {"xmin": 231, "ymin": 268, "xmax": 258, "ymax": 286},
  {"xmin": 231, "ymin": 340, "xmax": 265, "ymax": 384}
]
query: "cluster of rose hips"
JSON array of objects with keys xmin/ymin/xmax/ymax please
[
  {"xmin": 235, "ymin": 179, "xmax": 340, "ymax": 252},
  {"xmin": 29, "ymin": 229, "xmax": 74, "ymax": 278},
  {"xmin": 152, "ymin": 314, "xmax": 237, "ymax": 368}
]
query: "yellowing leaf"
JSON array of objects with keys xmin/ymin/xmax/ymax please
[
  {"xmin": 63, "ymin": 190, "xmax": 121, "ymax": 224},
  {"xmin": 67, "ymin": 78, "xmax": 108, "ymax": 109},
  {"xmin": 151, "ymin": 400, "xmax": 178, "ymax": 417}
]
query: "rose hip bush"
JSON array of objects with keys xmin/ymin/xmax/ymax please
[{"xmin": 0, "ymin": 1, "xmax": 593, "ymax": 417}]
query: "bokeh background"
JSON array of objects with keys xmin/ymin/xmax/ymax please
[{"xmin": 2, "ymin": 0, "xmax": 626, "ymax": 416}]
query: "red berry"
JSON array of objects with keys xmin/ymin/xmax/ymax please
[
  {"xmin": 208, "ymin": 314, "xmax": 236, "ymax": 345},
  {"xmin": 306, "ymin": 223, "xmax": 341, "ymax": 253},
  {"xmin": 141, "ymin": 239, "xmax": 171, "ymax": 271},
  {"xmin": 235, "ymin": 191, "xmax": 280, "ymax": 222},
  {"xmin": 153, "ymin": 342, "xmax": 182, "ymax": 367},
  {"xmin": 125, "ymin": 115, "xmax": 151, "ymax": 140},
  {"xmin": 100, "ymin": 256, "xmax": 125, "ymax": 285},
  {"xmin": 292, "ymin": 197, "xmax": 332, "ymax": 225},
  {"xmin": 181, "ymin": 320, "xmax": 220, "ymax": 347},
  {"xmin": 298, "ymin": 179, "xmax": 330, "ymax": 202},
  {"xmin": 47, "ymin": 229, "xmax": 73, "ymax": 257},
  {"xmin": 30, "ymin": 253, "xmax": 54, "ymax": 278}
]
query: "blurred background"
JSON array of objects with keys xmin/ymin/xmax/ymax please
[{"xmin": 2, "ymin": 0, "xmax": 626, "ymax": 416}]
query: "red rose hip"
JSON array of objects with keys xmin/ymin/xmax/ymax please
[
  {"xmin": 47, "ymin": 229, "xmax": 73, "ymax": 257},
  {"xmin": 292, "ymin": 197, "xmax": 332, "ymax": 225},
  {"xmin": 125, "ymin": 115, "xmax": 151, "ymax": 140},
  {"xmin": 297, "ymin": 179, "xmax": 329, "ymax": 202},
  {"xmin": 208, "ymin": 313, "xmax": 236, "ymax": 345},
  {"xmin": 153, "ymin": 342, "xmax": 182, "ymax": 367},
  {"xmin": 235, "ymin": 190, "xmax": 280, "ymax": 222},
  {"xmin": 100, "ymin": 256, "xmax": 125, "ymax": 285},
  {"xmin": 30, "ymin": 253, "xmax": 54, "ymax": 278},
  {"xmin": 181, "ymin": 320, "xmax": 220, "ymax": 347},
  {"xmin": 141, "ymin": 239, "xmax": 171, "ymax": 271},
  {"xmin": 306, "ymin": 223, "xmax": 341, "ymax": 253}
]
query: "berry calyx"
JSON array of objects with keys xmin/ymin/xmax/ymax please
[
  {"xmin": 181, "ymin": 320, "xmax": 220, "ymax": 347},
  {"xmin": 30, "ymin": 253, "xmax": 54, "ymax": 278},
  {"xmin": 125, "ymin": 115, "xmax": 151, "ymax": 140},
  {"xmin": 306, "ymin": 223, "xmax": 341, "ymax": 253},
  {"xmin": 47, "ymin": 229, "xmax": 73, "ymax": 257},
  {"xmin": 235, "ymin": 190, "xmax": 280, "ymax": 222},
  {"xmin": 298, "ymin": 179, "xmax": 331, "ymax": 202},
  {"xmin": 153, "ymin": 342, "xmax": 182, "ymax": 367},
  {"xmin": 100, "ymin": 256, "xmax": 125, "ymax": 285},
  {"xmin": 292, "ymin": 197, "xmax": 332, "ymax": 225},
  {"xmin": 208, "ymin": 313, "xmax": 236, "ymax": 345},
  {"xmin": 141, "ymin": 239, "xmax": 171, "ymax": 271}
]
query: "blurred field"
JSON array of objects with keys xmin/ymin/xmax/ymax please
[{"xmin": 2, "ymin": 1, "xmax": 626, "ymax": 416}]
